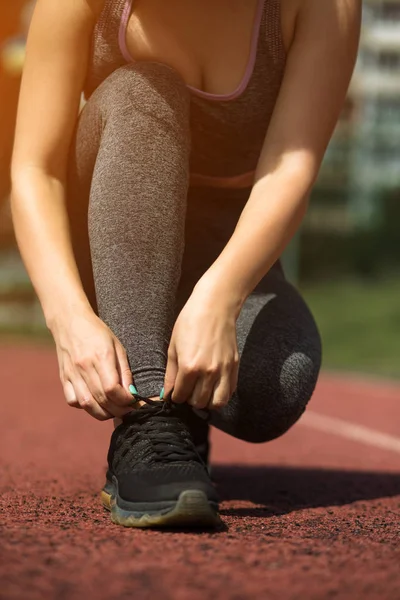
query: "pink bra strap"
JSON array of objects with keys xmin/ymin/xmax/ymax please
[{"xmin": 119, "ymin": 0, "xmax": 134, "ymax": 63}]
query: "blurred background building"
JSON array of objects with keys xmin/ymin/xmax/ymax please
[
  {"xmin": 301, "ymin": 0, "xmax": 400, "ymax": 280},
  {"xmin": 0, "ymin": 0, "xmax": 399, "ymax": 378},
  {"xmin": 352, "ymin": 0, "xmax": 400, "ymax": 223}
]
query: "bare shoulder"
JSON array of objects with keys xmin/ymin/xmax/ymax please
[
  {"xmin": 281, "ymin": 0, "xmax": 361, "ymax": 49},
  {"xmin": 280, "ymin": 0, "xmax": 298, "ymax": 52},
  {"xmin": 297, "ymin": 0, "xmax": 361, "ymax": 35},
  {"xmin": 33, "ymin": 0, "xmax": 106, "ymax": 22},
  {"xmin": 83, "ymin": 0, "xmax": 107, "ymax": 19}
]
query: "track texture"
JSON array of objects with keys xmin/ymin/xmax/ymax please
[{"xmin": 1, "ymin": 345, "xmax": 400, "ymax": 600}]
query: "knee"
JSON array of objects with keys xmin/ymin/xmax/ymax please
[
  {"xmin": 275, "ymin": 351, "xmax": 320, "ymax": 434},
  {"xmin": 232, "ymin": 351, "xmax": 321, "ymax": 444},
  {"xmin": 89, "ymin": 62, "xmax": 191, "ymax": 129}
]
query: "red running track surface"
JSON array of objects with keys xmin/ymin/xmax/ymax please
[{"xmin": 1, "ymin": 344, "xmax": 399, "ymax": 599}]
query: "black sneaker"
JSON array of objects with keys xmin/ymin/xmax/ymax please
[
  {"xmin": 182, "ymin": 405, "xmax": 211, "ymax": 469},
  {"xmin": 101, "ymin": 397, "xmax": 220, "ymax": 528}
]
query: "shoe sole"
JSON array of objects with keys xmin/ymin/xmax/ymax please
[{"xmin": 101, "ymin": 486, "xmax": 221, "ymax": 529}]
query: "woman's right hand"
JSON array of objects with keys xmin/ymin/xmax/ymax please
[{"xmin": 51, "ymin": 308, "xmax": 135, "ymax": 421}]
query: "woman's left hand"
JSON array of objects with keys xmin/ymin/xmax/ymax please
[{"xmin": 164, "ymin": 283, "xmax": 240, "ymax": 410}]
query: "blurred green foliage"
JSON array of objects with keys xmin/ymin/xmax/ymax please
[
  {"xmin": 302, "ymin": 278, "xmax": 400, "ymax": 379},
  {"xmin": 301, "ymin": 189, "xmax": 400, "ymax": 280}
]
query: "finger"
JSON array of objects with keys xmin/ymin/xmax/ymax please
[
  {"xmin": 187, "ymin": 373, "xmax": 216, "ymax": 409},
  {"xmin": 76, "ymin": 361, "xmax": 115, "ymax": 409},
  {"xmin": 94, "ymin": 354, "xmax": 135, "ymax": 411},
  {"xmin": 73, "ymin": 377, "xmax": 113, "ymax": 421},
  {"xmin": 208, "ymin": 374, "xmax": 232, "ymax": 410},
  {"xmin": 164, "ymin": 345, "xmax": 179, "ymax": 400},
  {"xmin": 81, "ymin": 364, "xmax": 133, "ymax": 418},
  {"xmin": 172, "ymin": 363, "xmax": 198, "ymax": 404},
  {"xmin": 114, "ymin": 341, "xmax": 135, "ymax": 397},
  {"xmin": 63, "ymin": 380, "xmax": 81, "ymax": 409},
  {"xmin": 230, "ymin": 357, "xmax": 240, "ymax": 397}
]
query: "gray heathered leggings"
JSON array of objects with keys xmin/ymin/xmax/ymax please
[{"xmin": 67, "ymin": 62, "xmax": 322, "ymax": 443}]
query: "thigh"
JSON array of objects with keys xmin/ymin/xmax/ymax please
[{"xmin": 211, "ymin": 270, "xmax": 322, "ymax": 442}]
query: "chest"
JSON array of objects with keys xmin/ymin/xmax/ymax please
[{"xmin": 124, "ymin": 0, "xmax": 296, "ymax": 96}]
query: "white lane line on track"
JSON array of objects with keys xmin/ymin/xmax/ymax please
[{"xmin": 300, "ymin": 411, "xmax": 400, "ymax": 455}]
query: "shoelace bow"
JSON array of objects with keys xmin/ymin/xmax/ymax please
[{"xmin": 118, "ymin": 395, "xmax": 199, "ymax": 464}]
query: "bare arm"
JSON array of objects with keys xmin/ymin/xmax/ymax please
[
  {"xmin": 165, "ymin": 0, "xmax": 361, "ymax": 409},
  {"xmin": 197, "ymin": 0, "xmax": 362, "ymax": 312},
  {"xmin": 11, "ymin": 0, "xmax": 100, "ymax": 323},
  {"xmin": 11, "ymin": 0, "xmax": 134, "ymax": 419}
]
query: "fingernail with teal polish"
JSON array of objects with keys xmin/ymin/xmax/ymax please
[
  {"xmin": 129, "ymin": 384, "xmax": 138, "ymax": 396},
  {"xmin": 160, "ymin": 387, "xmax": 165, "ymax": 400}
]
